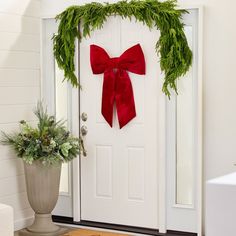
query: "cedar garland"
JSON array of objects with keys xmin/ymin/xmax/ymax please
[{"xmin": 53, "ymin": 0, "xmax": 192, "ymax": 97}]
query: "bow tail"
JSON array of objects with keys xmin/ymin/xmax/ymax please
[
  {"xmin": 101, "ymin": 70, "xmax": 116, "ymax": 127},
  {"xmin": 116, "ymin": 70, "xmax": 136, "ymax": 129}
]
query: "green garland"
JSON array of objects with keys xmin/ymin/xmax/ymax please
[{"xmin": 53, "ymin": 0, "xmax": 192, "ymax": 97}]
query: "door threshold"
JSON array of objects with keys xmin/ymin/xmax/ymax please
[{"xmin": 52, "ymin": 216, "xmax": 197, "ymax": 236}]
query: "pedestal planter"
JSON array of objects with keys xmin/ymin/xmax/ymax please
[
  {"xmin": 19, "ymin": 161, "xmax": 67, "ymax": 236},
  {"xmin": 0, "ymin": 103, "xmax": 82, "ymax": 235}
]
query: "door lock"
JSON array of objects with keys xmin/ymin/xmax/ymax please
[
  {"xmin": 81, "ymin": 112, "xmax": 88, "ymax": 122},
  {"xmin": 81, "ymin": 125, "xmax": 88, "ymax": 136}
]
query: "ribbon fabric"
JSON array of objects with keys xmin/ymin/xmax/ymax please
[{"xmin": 90, "ymin": 44, "xmax": 146, "ymax": 128}]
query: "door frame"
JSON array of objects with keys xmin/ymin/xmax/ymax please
[
  {"xmin": 41, "ymin": 18, "xmax": 74, "ymax": 217},
  {"xmin": 71, "ymin": 5, "xmax": 203, "ymax": 235},
  {"xmin": 40, "ymin": 5, "xmax": 203, "ymax": 235}
]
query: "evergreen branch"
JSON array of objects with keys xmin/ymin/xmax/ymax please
[
  {"xmin": 0, "ymin": 102, "xmax": 85, "ymax": 165},
  {"xmin": 53, "ymin": 0, "xmax": 193, "ymax": 97}
]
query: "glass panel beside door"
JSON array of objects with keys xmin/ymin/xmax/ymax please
[{"xmin": 42, "ymin": 18, "xmax": 73, "ymax": 217}]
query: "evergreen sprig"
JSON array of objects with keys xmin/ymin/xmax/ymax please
[
  {"xmin": 1, "ymin": 102, "xmax": 86, "ymax": 165},
  {"xmin": 53, "ymin": 0, "xmax": 192, "ymax": 97}
]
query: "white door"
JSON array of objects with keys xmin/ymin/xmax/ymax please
[{"xmin": 80, "ymin": 16, "xmax": 161, "ymax": 229}]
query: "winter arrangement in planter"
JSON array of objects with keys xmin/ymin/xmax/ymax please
[{"xmin": 1, "ymin": 102, "xmax": 85, "ymax": 236}]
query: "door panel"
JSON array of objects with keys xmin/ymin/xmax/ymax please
[{"xmin": 80, "ymin": 16, "xmax": 161, "ymax": 228}]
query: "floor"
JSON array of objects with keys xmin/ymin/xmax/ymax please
[
  {"xmin": 14, "ymin": 224, "xmax": 194, "ymax": 236},
  {"xmin": 14, "ymin": 226, "xmax": 147, "ymax": 236}
]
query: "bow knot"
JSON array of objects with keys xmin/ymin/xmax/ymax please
[
  {"xmin": 90, "ymin": 44, "xmax": 146, "ymax": 128},
  {"xmin": 107, "ymin": 57, "xmax": 119, "ymax": 69}
]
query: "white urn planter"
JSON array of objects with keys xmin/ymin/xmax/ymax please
[
  {"xmin": 25, "ymin": 161, "xmax": 61, "ymax": 233},
  {"xmin": 0, "ymin": 102, "xmax": 83, "ymax": 235},
  {"xmin": 19, "ymin": 161, "xmax": 68, "ymax": 236}
]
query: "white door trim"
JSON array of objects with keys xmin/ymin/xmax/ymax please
[
  {"xmin": 164, "ymin": 6, "xmax": 203, "ymax": 235},
  {"xmin": 71, "ymin": 6, "xmax": 203, "ymax": 234},
  {"xmin": 158, "ymin": 90, "xmax": 167, "ymax": 233},
  {"xmin": 71, "ymin": 39, "xmax": 81, "ymax": 222},
  {"xmin": 40, "ymin": 5, "xmax": 203, "ymax": 234},
  {"xmin": 196, "ymin": 6, "xmax": 204, "ymax": 236},
  {"xmin": 160, "ymin": 6, "xmax": 203, "ymax": 235},
  {"xmin": 41, "ymin": 18, "xmax": 75, "ymax": 217}
]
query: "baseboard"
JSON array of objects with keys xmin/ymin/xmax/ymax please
[
  {"xmin": 167, "ymin": 230, "xmax": 197, "ymax": 236},
  {"xmin": 14, "ymin": 216, "xmax": 34, "ymax": 231},
  {"xmin": 52, "ymin": 215, "xmax": 197, "ymax": 236}
]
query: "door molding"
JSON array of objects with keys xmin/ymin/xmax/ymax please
[
  {"xmin": 41, "ymin": 18, "xmax": 74, "ymax": 217},
  {"xmin": 164, "ymin": 6, "xmax": 203, "ymax": 236},
  {"xmin": 71, "ymin": 39, "xmax": 80, "ymax": 221},
  {"xmin": 40, "ymin": 5, "xmax": 203, "ymax": 235},
  {"xmin": 158, "ymin": 82, "xmax": 167, "ymax": 233},
  {"xmin": 71, "ymin": 6, "xmax": 203, "ymax": 235},
  {"xmin": 196, "ymin": 6, "xmax": 203, "ymax": 236}
]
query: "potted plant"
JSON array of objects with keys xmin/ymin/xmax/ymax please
[{"xmin": 1, "ymin": 102, "xmax": 85, "ymax": 235}]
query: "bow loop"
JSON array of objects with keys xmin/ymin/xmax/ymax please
[
  {"xmin": 90, "ymin": 45, "xmax": 110, "ymax": 74},
  {"xmin": 90, "ymin": 44, "xmax": 146, "ymax": 128},
  {"xmin": 119, "ymin": 44, "xmax": 146, "ymax": 74}
]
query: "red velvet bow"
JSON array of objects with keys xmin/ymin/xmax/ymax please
[{"xmin": 90, "ymin": 44, "xmax": 146, "ymax": 128}]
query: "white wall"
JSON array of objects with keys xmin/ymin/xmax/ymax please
[
  {"xmin": 180, "ymin": 0, "xmax": 236, "ymax": 182},
  {"xmin": 0, "ymin": 0, "xmax": 40, "ymax": 231}
]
